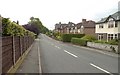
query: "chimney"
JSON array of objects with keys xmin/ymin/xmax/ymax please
[
  {"xmin": 17, "ymin": 20, "xmax": 19, "ymax": 25},
  {"xmin": 82, "ymin": 19, "xmax": 86, "ymax": 23},
  {"xmin": 59, "ymin": 22, "xmax": 61, "ymax": 25}
]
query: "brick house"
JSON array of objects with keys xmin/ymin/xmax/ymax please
[
  {"xmin": 55, "ymin": 19, "xmax": 96, "ymax": 36},
  {"xmin": 74, "ymin": 19, "xmax": 96, "ymax": 36},
  {"xmin": 55, "ymin": 22, "xmax": 75, "ymax": 34},
  {"xmin": 95, "ymin": 11, "xmax": 120, "ymax": 41}
]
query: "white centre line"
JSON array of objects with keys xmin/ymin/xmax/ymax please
[
  {"xmin": 57, "ymin": 46, "xmax": 61, "ymax": 49},
  {"xmin": 55, "ymin": 46, "xmax": 61, "ymax": 49},
  {"xmin": 64, "ymin": 50, "xmax": 78, "ymax": 58},
  {"xmin": 90, "ymin": 63, "xmax": 113, "ymax": 75},
  {"xmin": 55, "ymin": 46, "xmax": 58, "ymax": 48}
]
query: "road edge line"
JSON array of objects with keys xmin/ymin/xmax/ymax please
[{"xmin": 38, "ymin": 43, "xmax": 42, "ymax": 73}]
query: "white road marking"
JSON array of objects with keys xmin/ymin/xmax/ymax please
[
  {"xmin": 64, "ymin": 50, "xmax": 78, "ymax": 58},
  {"xmin": 55, "ymin": 46, "xmax": 61, "ymax": 49},
  {"xmin": 38, "ymin": 43, "xmax": 42, "ymax": 73},
  {"xmin": 57, "ymin": 46, "xmax": 61, "ymax": 49},
  {"xmin": 55, "ymin": 46, "xmax": 58, "ymax": 48},
  {"xmin": 90, "ymin": 63, "xmax": 113, "ymax": 75}
]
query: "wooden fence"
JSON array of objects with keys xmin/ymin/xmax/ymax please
[{"xmin": 2, "ymin": 36, "xmax": 34, "ymax": 73}]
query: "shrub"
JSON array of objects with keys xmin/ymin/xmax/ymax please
[
  {"xmin": 53, "ymin": 32, "xmax": 61, "ymax": 38},
  {"xmin": 93, "ymin": 40, "xmax": 107, "ymax": 44},
  {"xmin": 61, "ymin": 34, "xmax": 85, "ymax": 42},
  {"xmin": 56, "ymin": 36, "xmax": 62, "ymax": 41},
  {"xmin": 2, "ymin": 18, "xmax": 36, "ymax": 38},
  {"xmin": 93, "ymin": 39, "xmax": 118, "ymax": 45},
  {"xmin": 107, "ymin": 39, "xmax": 118, "ymax": 45},
  {"xmin": 71, "ymin": 38, "xmax": 87, "ymax": 46},
  {"xmin": 81, "ymin": 35, "xmax": 96, "ymax": 42}
]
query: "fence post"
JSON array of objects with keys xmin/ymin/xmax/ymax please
[
  {"xmin": 19, "ymin": 36, "xmax": 22, "ymax": 57},
  {"xmin": 12, "ymin": 36, "xmax": 16, "ymax": 66}
]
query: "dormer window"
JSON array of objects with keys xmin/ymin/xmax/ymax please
[
  {"xmin": 61, "ymin": 26, "xmax": 62, "ymax": 29},
  {"xmin": 99, "ymin": 24, "xmax": 103, "ymax": 28},
  {"xmin": 115, "ymin": 22, "xmax": 118, "ymax": 27},
  {"xmin": 81, "ymin": 25, "xmax": 84, "ymax": 29},
  {"xmin": 108, "ymin": 18, "xmax": 114, "ymax": 28},
  {"xmin": 75, "ymin": 27, "xmax": 77, "ymax": 29},
  {"xmin": 72, "ymin": 24, "xmax": 74, "ymax": 26}
]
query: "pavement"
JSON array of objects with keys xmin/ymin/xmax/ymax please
[
  {"xmin": 16, "ymin": 38, "xmax": 42, "ymax": 73},
  {"xmin": 39, "ymin": 34, "xmax": 119, "ymax": 74}
]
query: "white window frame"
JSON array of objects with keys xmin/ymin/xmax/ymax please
[
  {"xmin": 98, "ymin": 34, "xmax": 104, "ymax": 41},
  {"xmin": 107, "ymin": 34, "xmax": 118, "ymax": 41},
  {"xmin": 108, "ymin": 18, "xmax": 114, "ymax": 28},
  {"xmin": 99, "ymin": 24, "xmax": 103, "ymax": 28}
]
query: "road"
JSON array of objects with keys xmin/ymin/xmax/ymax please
[{"xmin": 38, "ymin": 34, "xmax": 119, "ymax": 74}]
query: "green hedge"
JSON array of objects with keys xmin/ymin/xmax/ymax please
[
  {"xmin": 71, "ymin": 38, "xmax": 87, "ymax": 46},
  {"xmin": 61, "ymin": 34, "xmax": 85, "ymax": 42},
  {"xmin": 81, "ymin": 35, "xmax": 96, "ymax": 42},
  {"xmin": 2, "ymin": 18, "xmax": 36, "ymax": 38},
  {"xmin": 93, "ymin": 39, "xmax": 118, "ymax": 45}
]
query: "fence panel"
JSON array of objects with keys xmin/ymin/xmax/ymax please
[
  {"xmin": 2, "ymin": 36, "xmax": 34, "ymax": 73},
  {"xmin": 2, "ymin": 36, "xmax": 13, "ymax": 73},
  {"xmin": 14, "ymin": 36, "xmax": 21, "ymax": 63}
]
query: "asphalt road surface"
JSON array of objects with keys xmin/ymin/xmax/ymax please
[{"xmin": 38, "ymin": 34, "xmax": 119, "ymax": 74}]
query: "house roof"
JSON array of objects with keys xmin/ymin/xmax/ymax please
[
  {"xmin": 55, "ymin": 20, "xmax": 95, "ymax": 30},
  {"xmin": 75, "ymin": 20, "xmax": 95, "ymax": 28},
  {"xmin": 96, "ymin": 11, "xmax": 120, "ymax": 24},
  {"xmin": 82, "ymin": 21, "xmax": 95, "ymax": 28}
]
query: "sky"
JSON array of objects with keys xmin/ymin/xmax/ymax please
[{"xmin": 0, "ymin": 0, "xmax": 119, "ymax": 30}]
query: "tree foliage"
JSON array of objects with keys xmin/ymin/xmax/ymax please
[
  {"xmin": 2, "ymin": 17, "xmax": 36, "ymax": 37},
  {"xmin": 27, "ymin": 17, "xmax": 49, "ymax": 35}
]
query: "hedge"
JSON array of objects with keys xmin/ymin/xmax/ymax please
[
  {"xmin": 2, "ymin": 18, "xmax": 36, "ymax": 38},
  {"xmin": 81, "ymin": 35, "xmax": 96, "ymax": 42},
  {"xmin": 61, "ymin": 34, "xmax": 85, "ymax": 42},
  {"xmin": 71, "ymin": 38, "xmax": 87, "ymax": 46}
]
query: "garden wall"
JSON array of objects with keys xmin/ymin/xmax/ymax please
[{"xmin": 87, "ymin": 42, "xmax": 118, "ymax": 53}]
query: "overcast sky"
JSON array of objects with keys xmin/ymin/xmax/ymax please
[{"xmin": 0, "ymin": 0, "xmax": 119, "ymax": 30}]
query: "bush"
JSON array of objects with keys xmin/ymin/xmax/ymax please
[
  {"xmin": 93, "ymin": 40, "xmax": 107, "ymax": 44},
  {"xmin": 56, "ymin": 36, "xmax": 62, "ymax": 41},
  {"xmin": 53, "ymin": 32, "xmax": 61, "ymax": 38},
  {"xmin": 81, "ymin": 35, "xmax": 96, "ymax": 42},
  {"xmin": 2, "ymin": 18, "xmax": 36, "ymax": 38},
  {"xmin": 61, "ymin": 34, "xmax": 85, "ymax": 42},
  {"xmin": 71, "ymin": 38, "xmax": 87, "ymax": 46},
  {"xmin": 93, "ymin": 39, "xmax": 118, "ymax": 45},
  {"xmin": 107, "ymin": 39, "xmax": 118, "ymax": 45}
]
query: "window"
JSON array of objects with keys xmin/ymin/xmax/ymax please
[
  {"xmin": 108, "ymin": 18, "xmax": 114, "ymax": 28},
  {"xmin": 108, "ymin": 34, "xmax": 114, "ymax": 41},
  {"xmin": 75, "ymin": 27, "xmax": 77, "ymax": 29},
  {"xmin": 108, "ymin": 34, "xmax": 118, "ymax": 41},
  {"xmin": 98, "ymin": 34, "xmax": 104, "ymax": 40},
  {"xmin": 99, "ymin": 24, "xmax": 103, "ymax": 28},
  {"xmin": 114, "ymin": 34, "xmax": 118, "ymax": 39},
  {"xmin": 115, "ymin": 22, "xmax": 118, "ymax": 27},
  {"xmin": 72, "ymin": 24, "xmax": 74, "ymax": 26}
]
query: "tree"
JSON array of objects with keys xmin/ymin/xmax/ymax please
[{"xmin": 27, "ymin": 17, "xmax": 49, "ymax": 35}]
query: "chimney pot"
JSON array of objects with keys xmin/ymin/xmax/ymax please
[{"xmin": 82, "ymin": 19, "xmax": 86, "ymax": 23}]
